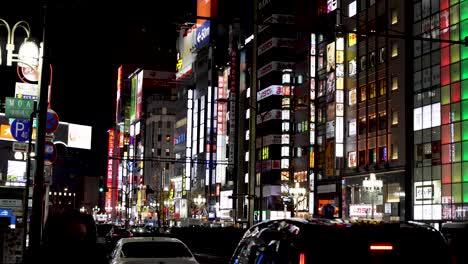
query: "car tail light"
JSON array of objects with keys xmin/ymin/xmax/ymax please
[
  {"xmin": 128, "ymin": 232, "xmax": 133, "ymax": 237},
  {"xmin": 369, "ymin": 243, "xmax": 393, "ymax": 251},
  {"xmin": 112, "ymin": 234, "xmax": 119, "ymax": 237},
  {"xmin": 299, "ymin": 253, "xmax": 306, "ymax": 264}
]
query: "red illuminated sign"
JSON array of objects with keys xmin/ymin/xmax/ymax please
[{"xmin": 106, "ymin": 129, "xmax": 115, "ymax": 212}]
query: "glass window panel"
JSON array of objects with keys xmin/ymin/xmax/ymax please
[
  {"xmin": 441, "ymin": 47, "xmax": 450, "ymax": 66},
  {"xmin": 451, "ymin": 45, "xmax": 461, "ymax": 63},
  {"xmin": 462, "ymin": 0, "xmax": 468, "ymax": 20},
  {"xmin": 451, "ymin": 5, "xmax": 460, "ymax": 25},
  {"xmin": 442, "ymin": 124, "xmax": 451, "ymax": 144},
  {"xmin": 451, "ymin": 62, "xmax": 461, "ymax": 82},
  {"xmin": 454, "ymin": 142, "xmax": 462, "ymax": 161},
  {"xmin": 454, "ymin": 122, "xmax": 462, "ymax": 142},
  {"xmin": 462, "ymin": 45, "xmax": 468, "ymax": 60},
  {"xmin": 442, "ymin": 144, "xmax": 451, "ymax": 163},
  {"xmin": 462, "ymin": 60, "xmax": 468, "ymax": 81},
  {"xmin": 442, "ymin": 85, "xmax": 451, "ymax": 104},
  {"xmin": 451, "ymin": 0, "xmax": 460, "ymax": 6},
  {"xmin": 451, "ymin": 24, "xmax": 460, "ymax": 42},
  {"xmin": 452, "ymin": 102, "xmax": 461, "ymax": 121},
  {"xmin": 462, "ymin": 100, "xmax": 468, "ymax": 120},
  {"xmin": 462, "ymin": 120, "xmax": 468, "ymax": 140},
  {"xmin": 463, "ymin": 141, "xmax": 468, "ymax": 160},
  {"xmin": 463, "ymin": 162, "xmax": 468, "ymax": 181},
  {"xmin": 461, "ymin": 20, "xmax": 468, "ymax": 40},
  {"xmin": 442, "ymin": 0, "xmax": 449, "ymax": 10},
  {"xmin": 453, "ymin": 183, "xmax": 462, "ymax": 203},
  {"xmin": 462, "ymin": 80, "xmax": 468, "ymax": 100},
  {"xmin": 442, "ymin": 164, "xmax": 452, "ymax": 183},
  {"xmin": 453, "ymin": 162, "xmax": 462, "ymax": 182},
  {"xmin": 452, "ymin": 82, "xmax": 461, "ymax": 102},
  {"xmin": 442, "ymin": 184, "xmax": 452, "ymax": 201},
  {"xmin": 463, "ymin": 183, "xmax": 468, "ymax": 203},
  {"xmin": 442, "ymin": 65, "xmax": 451, "ymax": 85},
  {"xmin": 442, "ymin": 104, "xmax": 451, "ymax": 124}
]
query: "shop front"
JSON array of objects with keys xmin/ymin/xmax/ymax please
[{"xmin": 342, "ymin": 171, "xmax": 405, "ymax": 221}]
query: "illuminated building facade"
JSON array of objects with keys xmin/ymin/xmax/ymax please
[{"xmin": 412, "ymin": 0, "xmax": 468, "ymax": 222}]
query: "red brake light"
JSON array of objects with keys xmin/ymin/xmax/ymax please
[
  {"xmin": 128, "ymin": 232, "xmax": 133, "ymax": 237},
  {"xmin": 299, "ymin": 253, "xmax": 306, "ymax": 264},
  {"xmin": 370, "ymin": 243, "xmax": 393, "ymax": 251},
  {"xmin": 112, "ymin": 234, "xmax": 119, "ymax": 237}
]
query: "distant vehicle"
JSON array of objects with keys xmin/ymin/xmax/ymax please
[
  {"xmin": 96, "ymin": 223, "xmax": 113, "ymax": 244},
  {"xmin": 109, "ymin": 237, "xmax": 199, "ymax": 264},
  {"xmin": 106, "ymin": 226, "xmax": 133, "ymax": 245},
  {"xmin": 231, "ymin": 219, "xmax": 451, "ymax": 264}
]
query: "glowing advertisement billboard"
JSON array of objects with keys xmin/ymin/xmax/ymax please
[
  {"xmin": 106, "ymin": 129, "xmax": 115, "ymax": 212},
  {"xmin": 176, "ymin": 27, "xmax": 197, "ymax": 80}
]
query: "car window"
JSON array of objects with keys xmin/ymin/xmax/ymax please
[{"xmin": 121, "ymin": 241, "xmax": 193, "ymax": 258}]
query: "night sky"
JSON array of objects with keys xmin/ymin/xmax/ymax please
[{"xmin": 1, "ymin": 0, "xmax": 194, "ymax": 176}]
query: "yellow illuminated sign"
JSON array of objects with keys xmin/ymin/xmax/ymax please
[
  {"xmin": 348, "ymin": 33, "xmax": 357, "ymax": 46},
  {"xmin": 176, "ymin": 59, "xmax": 183, "ymax": 71}
]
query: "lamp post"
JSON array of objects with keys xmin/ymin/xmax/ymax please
[
  {"xmin": 0, "ymin": 16, "xmax": 47, "ymax": 261},
  {"xmin": 290, "ymin": 182, "xmax": 306, "ymax": 217},
  {"xmin": 363, "ymin": 173, "xmax": 383, "ymax": 219}
]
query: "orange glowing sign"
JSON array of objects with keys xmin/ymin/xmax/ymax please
[{"xmin": 197, "ymin": 0, "xmax": 218, "ymax": 25}]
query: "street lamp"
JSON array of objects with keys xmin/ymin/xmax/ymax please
[
  {"xmin": 363, "ymin": 173, "xmax": 383, "ymax": 219},
  {"xmin": 290, "ymin": 182, "xmax": 306, "ymax": 217}
]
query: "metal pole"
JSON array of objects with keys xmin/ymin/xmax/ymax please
[
  {"xmin": 22, "ymin": 108, "xmax": 38, "ymax": 261},
  {"xmin": 30, "ymin": 2, "xmax": 49, "ymax": 257}
]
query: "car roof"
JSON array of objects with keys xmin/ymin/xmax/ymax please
[{"xmin": 119, "ymin": 236, "xmax": 184, "ymax": 244}]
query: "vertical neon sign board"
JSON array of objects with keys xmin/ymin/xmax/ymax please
[{"xmin": 106, "ymin": 129, "xmax": 115, "ymax": 212}]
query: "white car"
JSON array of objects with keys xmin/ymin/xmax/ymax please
[{"xmin": 109, "ymin": 236, "xmax": 199, "ymax": 264}]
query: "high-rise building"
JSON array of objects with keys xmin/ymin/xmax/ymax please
[{"xmin": 412, "ymin": 0, "xmax": 468, "ymax": 222}]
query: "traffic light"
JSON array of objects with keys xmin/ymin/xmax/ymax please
[{"xmin": 99, "ymin": 187, "xmax": 108, "ymax": 193}]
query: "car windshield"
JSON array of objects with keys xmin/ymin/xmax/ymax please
[{"xmin": 121, "ymin": 241, "xmax": 193, "ymax": 258}]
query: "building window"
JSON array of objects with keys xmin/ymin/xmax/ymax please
[
  {"xmin": 368, "ymin": 51, "xmax": 376, "ymax": 68},
  {"xmin": 157, "ymin": 148, "xmax": 161, "ymax": 156},
  {"xmin": 379, "ymin": 79, "xmax": 386, "ymax": 96},
  {"xmin": 158, "ymin": 134, "xmax": 162, "ymax": 142},
  {"xmin": 246, "ymin": 109, "xmax": 250, "ymax": 119},
  {"xmin": 349, "ymin": 119, "xmax": 357, "ymax": 136},
  {"xmin": 369, "ymin": 148, "xmax": 376, "ymax": 164},
  {"xmin": 378, "ymin": 47, "xmax": 386, "ymax": 64},
  {"xmin": 391, "ymin": 9, "xmax": 398, "ymax": 25},
  {"xmin": 378, "ymin": 112, "xmax": 387, "ymax": 130},
  {"xmin": 165, "ymin": 149, "xmax": 170, "ymax": 156},
  {"xmin": 359, "ymin": 150, "xmax": 366, "ymax": 166},
  {"xmin": 165, "ymin": 163, "xmax": 170, "ymax": 169},
  {"xmin": 360, "ymin": 85, "xmax": 367, "ymax": 102},
  {"xmin": 158, "ymin": 121, "xmax": 163, "ymax": 128},
  {"xmin": 167, "ymin": 121, "xmax": 171, "ymax": 129},
  {"xmin": 392, "ymin": 76, "xmax": 398, "ymax": 91},
  {"xmin": 369, "ymin": 82, "xmax": 376, "ymax": 99},
  {"xmin": 360, "ymin": 55, "xmax": 367, "ymax": 71},
  {"xmin": 391, "ymin": 41, "xmax": 398, "ymax": 57},
  {"xmin": 245, "ymin": 152, "xmax": 249, "ymax": 162},
  {"xmin": 256, "ymin": 173, "xmax": 261, "ymax": 185},
  {"xmin": 348, "ymin": 1, "xmax": 357, "ymax": 17},
  {"xmin": 392, "ymin": 110, "xmax": 399, "ymax": 126},
  {"xmin": 359, "ymin": 117, "xmax": 367, "ymax": 134},
  {"xmin": 369, "ymin": 114, "xmax": 377, "ymax": 133},
  {"xmin": 379, "ymin": 146, "xmax": 388, "ymax": 162},
  {"xmin": 392, "ymin": 144, "xmax": 398, "ymax": 160},
  {"xmin": 349, "ymin": 89, "xmax": 357, "ymax": 105}
]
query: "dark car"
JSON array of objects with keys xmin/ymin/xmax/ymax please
[
  {"xmin": 441, "ymin": 222, "xmax": 468, "ymax": 264},
  {"xmin": 231, "ymin": 219, "xmax": 451, "ymax": 264},
  {"xmin": 105, "ymin": 226, "xmax": 133, "ymax": 245}
]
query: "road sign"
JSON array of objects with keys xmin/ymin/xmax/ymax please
[
  {"xmin": 5, "ymin": 97, "xmax": 35, "ymax": 119},
  {"xmin": 12, "ymin": 142, "xmax": 28, "ymax": 153},
  {"xmin": 10, "ymin": 119, "xmax": 30, "ymax": 142},
  {"xmin": 46, "ymin": 109, "xmax": 59, "ymax": 133},
  {"xmin": 44, "ymin": 141, "xmax": 57, "ymax": 165}
]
